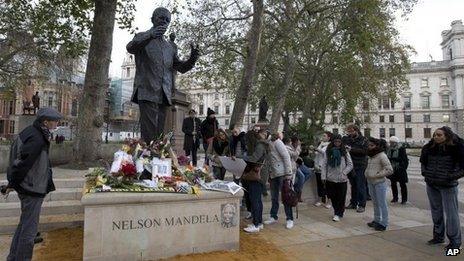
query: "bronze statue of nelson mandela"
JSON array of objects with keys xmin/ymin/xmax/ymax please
[{"xmin": 127, "ymin": 7, "xmax": 199, "ymax": 143}]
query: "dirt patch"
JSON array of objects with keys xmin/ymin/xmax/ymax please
[
  {"xmin": 34, "ymin": 228, "xmax": 83, "ymax": 261},
  {"xmin": 33, "ymin": 226, "xmax": 287, "ymax": 261}
]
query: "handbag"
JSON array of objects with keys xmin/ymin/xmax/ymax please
[{"xmin": 241, "ymin": 162, "xmax": 262, "ymax": 181}]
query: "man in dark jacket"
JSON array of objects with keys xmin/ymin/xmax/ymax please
[
  {"xmin": 5, "ymin": 107, "xmax": 62, "ymax": 261},
  {"xmin": 200, "ymin": 108, "xmax": 218, "ymax": 165},
  {"xmin": 342, "ymin": 124, "xmax": 368, "ymax": 213},
  {"xmin": 182, "ymin": 109, "xmax": 202, "ymax": 166}
]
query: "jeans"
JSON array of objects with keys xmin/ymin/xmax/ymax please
[
  {"xmin": 426, "ymin": 184, "xmax": 461, "ymax": 247},
  {"xmin": 348, "ymin": 168, "xmax": 367, "ymax": 207},
  {"xmin": 241, "ymin": 180, "xmax": 252, "ymax": 212},
  {"xmin": 270, "ymin": 176, "xmax": 293, "ymax": 221},
  {"xmin": 368, "ymin": 181, "xmax": 389, "ymax": 227},
  {"xmin": 8, "ymin": 194, "xmax": 44, "ymax": 261},
  {"xmin": 391, "ymin": 180, "xmax": 408, "ymax": 202},
  {"xmin": 213, "ymin": 166, "xmax": 226, "ymax": 180},
  {"xmin": 295, "ymin": 165, "xmax": 313, "ymax": 193},
  {"xmin": 248, "ymin": 180, "xmax": 263, "ymax": 226},
  {"xmin": 203, "ymin": 142, "xmax": 209, "ymax": 165},
  {"xmin": 326, "ymin": 181, "xmax": 347, "ymax": 217},
  {"xmin": 315, "ymin": 172, "xmax": 327, "ymax": 203}
]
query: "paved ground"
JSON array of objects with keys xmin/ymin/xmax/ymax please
[{"xmin": 1, "ymin": 155, "xmax": 463, "ymax": 260}]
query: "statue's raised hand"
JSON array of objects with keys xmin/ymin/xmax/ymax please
[{"xmin": 150, "ymin": 25, "xmax": 168, "ymax": 39}]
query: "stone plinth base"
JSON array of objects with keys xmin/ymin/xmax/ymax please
[{"xmin": 81, "ymin": 190, "xmax": 243, "ymax": 261}]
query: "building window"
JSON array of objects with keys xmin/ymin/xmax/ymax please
[
  {"xmin": 0, "ymin": 120, "xmax": 4, "ymax": 134},
  {"xmin": 214, "ymin": 105, "xmax": 219, "ymax": 114},
  {"xmin": 8, "ymin": 100, "xmax": 14, "ymax": 115},
  {"xmin": 382, "ymin": 97, "xmax": 390, "ymax": 110},
  {"xmin": 404, "ymin": 114, "xmax": 411, "ymax": 123},
  {"xmin": 421, "ymin": 78, "xmax": 428, "ymax": 87},
  {"xmin": 389, "ymin": 115, "xmax": 395, "ymax": 123},
  {"xmin": 449, "ymin": 48, "xmax": 453, "ymax": 60},
  {"xmin": 389, "ymin": 128, "xmax": 395, "ymax": 137},
  {"xmin": 423, "ymin": 114, "xmax": 430, "ymax": 123},
  {"xmin": 9, "ymin": 121, "xmax": 15, "ymax": 134},
  {"xmin": 363, "ymin": 115, "xmax": 370, "ymax": 123},
  {"xmin": 251, "ymin": 117, "xmax": 256, "ymax": 124},
  {"xmin": 379, "ymin": 115, "xmax": 385, "ymax": 123},
  {"xmin": 126, "ymin": 68, "xmax": 131, "ymax": 78},
  {"xmin": 332, "ymin": 128, "xmax": 339, "ymax": 135},
  {"xmin": 48, "ymin": 96, "xmax": 53, "ymax": 107},
  {"xmin": 440, "ymin": 78, "xmax": 448, "ymax": 86},
  {"xmin": 71, "ymin": 100, "xmax": 78, "ymax": 116},
  {"xmin": 405, "ymin": 128, "xmax": 412, "ymax": 138},
  {"xmin": 364, "ymin": 128, "xmax": 371, "ymax": 137},
  {"xmin": 443, "ymin": 114, "xmax": 450, "ymax": 123},
  {"xmin": 362, "ymin": 100, "xmax": 369, "ymax": 110},
  {"xmin": 403, "ymin": 97, "xmax": 411, "ymax": 110},
  {"xmin": 225, "ymin": 119, "xmax": 229, "ymax": 126},
  {"xmin": 441, "ymin": 95, "xmax": 450, "ymax": 108},
  {"xmin": 379, "ymin": 128, "xmax": 385, "ymax": 138},
  {"xmin": 424, "ymin": 128, "xmax": 432, "ymax": 139},
  {"xmin": 332, "ymin": 115, "xmax": 338, "ymax": 124},
  {"xmin": 197, "ymin": 93, "xmax": 203, "ymax": 100},
  {"xmin": 214, "ymin": 93, "xmax": 219, "ymax": 100},
  {"xmin": 225, "ymin": 105, "xmax": 230, "ymax": 115},
  {"xmin": 199, "ymin": 104, "xmax": 204, "ymax": 115},
  {"xmin": 421, "ymin": 96, "xmax": 430, "ymax": 109}
]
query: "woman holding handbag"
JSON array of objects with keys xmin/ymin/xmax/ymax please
[{"xmin": 242, "ymin": 129, "xmax": 270, "ymax": 233}]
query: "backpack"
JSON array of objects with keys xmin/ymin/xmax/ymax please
[{"xmin": 281, "ymin": 178, "xmax": 298, "ymax": 207}]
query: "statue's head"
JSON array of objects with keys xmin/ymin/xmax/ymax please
[{"xmin": 151, "ymin": 7, "xmax": 171, "ymax": 31}]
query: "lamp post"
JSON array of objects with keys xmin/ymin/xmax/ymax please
[{"xmin": 105, "ymin": 90, "xmax": 111, "ymax": 144}]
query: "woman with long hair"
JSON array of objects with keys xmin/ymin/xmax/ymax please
[
  {"xmin": 365, "ymin": 137, "xmax": 393, "ymax": 231},
  {"xmin": 314, "ymin": 131, "xmax": 332, "ymax": 208},
  {"xmin": 421, "ymin": 126, "xmax": 464, "ymax": 250},
  {"xmin": 321, "ymin": 134, "xmax": 353, "ymax": 222},
  {"xmin": 207, "ymin": 128, "xmax": 230, "ymax": 180}
]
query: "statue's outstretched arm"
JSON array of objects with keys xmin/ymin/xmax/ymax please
[{"xmin": 173, "ymin": 43, "xmax": 200, "ymax": 73}]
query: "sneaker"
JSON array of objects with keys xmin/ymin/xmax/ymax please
[
  {"xmin": 34, "ymin": 236, "xmax": 44, "ymax": 244},
  {"xmin": 374, "ymin": 224, "xmax": 387, "ymax": 231},
  {"xmin": 264, "ymin": 217, "xmax": 277, "ymax": 225},
  {"xmin": 391, "ymin": 199, "xmax": 398, "ymax": 203},
  {"xmin": 346, "ymin": 203, "xmax": 357, "ymax": 209},
  {"xmin": 445, "ymin": 243, "xmax": 461, "ymax": 251},
  {"xmin": 314, "ymin": 202, "xmax": 323, "ymax": 207},
  {"xmin": 258, "ymin": 223, "xmax": 264, "ymax": 230},
  {"xmin": 244, "ymin": 225, "xmax": 260, "ymax": 233},
  {"xmin": 286, "ymin": 220, "xmax": 294, "ymax": 229},
  {"xmin": 332, "ymin": 215, "xmax": 340, "ymax": 222},
  {"xmin": 244, "ymin": 212, "xmax": 252, "ymax": 220},
  {"xmin": 324, "ymin": 203, "xmax": 332, "ymax": 209},
  {"xmin": 356, "ymin": 207, "xmax": 365, "ymax": 213},
  {"xmin": 401, "ymin": 201, "xmax": 407, "ymax": 205},
  {"xmin": 367, "ymin": 221, "xmax": 378, "ymax": 228},
  {"xmin": 427, "ymin": 238, "xmax": 445, "ymax": 245}
]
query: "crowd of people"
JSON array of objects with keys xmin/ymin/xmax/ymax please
[{"xmin": 182, "ymin": 109, "xmax": 464, "ymax": 251}]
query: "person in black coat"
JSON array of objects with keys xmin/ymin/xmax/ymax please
[
  {"xmin": 386, "ymin": 136, "xmax": 409, "ymax": 204},
  {"xmin": 420, "ymin": 126, "xmax": 464, "ymax": 250},
  {"xmin": 182, "ymin": 109, "xmax": 202, "ymax": 166},
  {"xmin": 5, "ymin": 107, "xmax": 62, "ymax": 261},
  {"xmin": 200, "ymin": 108, "xmax": 218, "ymax": 165}
]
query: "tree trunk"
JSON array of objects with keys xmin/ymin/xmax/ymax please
[
  {"xmin": 268, "ymin": 51, "xmax": 296, "ymax": 133},
  {"xmin": 75, "ymin": 0, "xmax": 117, "ymax": 162},
  {"xmin": 229, "ymin": 0, "xmax": 264, "ymax": 129}
]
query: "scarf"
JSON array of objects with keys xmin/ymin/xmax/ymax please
[
  {"xmin": 33, "ymin": 120, "xmax": 52, "ymax": 142},
  {"xmin": 328, "ymin": 147, "xmax": 342, "ymax": 168},
  {"xmin": 213, "ymin": 138, "xmax": 228, "ymax": 155}
]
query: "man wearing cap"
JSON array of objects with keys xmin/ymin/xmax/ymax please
[
  {"xmin": 182, "ymin": 109, "xmax": 202, "ymax": 166},
  {"xmin": 5, "ymin": 107, "xmax": 62, "ymax": 261}
]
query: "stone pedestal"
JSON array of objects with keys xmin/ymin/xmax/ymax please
[
  {"xmin": 164, "ymin": 90, "xmax": 190, "ymax": 155},
  {"xmin": 81, "ymin": 190, "xmax": 243, "ymax": 261}
]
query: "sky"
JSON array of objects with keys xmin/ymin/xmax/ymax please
[{"xmin": 108, "ymin": 0, "xmax": 464, "ymax": 78}]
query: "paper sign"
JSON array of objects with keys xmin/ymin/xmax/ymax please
[
  {"xmin": 219, "ymin": 157, "xmax": 247, "ymax": 178},
  {"xmin": 151, "ymin": 158, "xmax": 172, "ymax": 178}
]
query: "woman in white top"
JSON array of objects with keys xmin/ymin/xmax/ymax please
[{"xmin": 314, "ymin": 131, "xmax": 332, "ymax": 208}]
